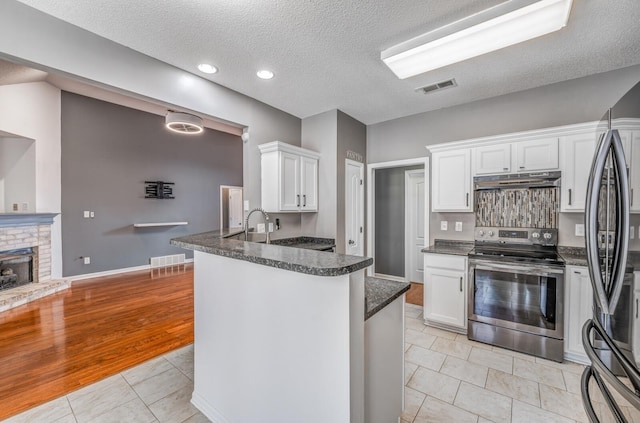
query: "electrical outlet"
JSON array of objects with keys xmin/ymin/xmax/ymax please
[
  {"xmin": 440, "ymin": 221, "xmax": 448, "ymax": 231},
  {"xmin": 90, "ymin": 211, "xmax": 95, "ymax": 218},
  {"xmin": 455, "ymin": 222, "xmax": 463, "ymax": 232},
  {"xmin": 83, "ymin": 210, "xmax": 90, "ymax": 218},
  {"xmin": 257, "ymin": 223, "xmax": 265, "ymax": 233},
  {"xmin": 83, "ymin": 256, "xmax": 91, "ymax": 265},
  {"xmin": 12, "ymin": 203, "xmax": 18, "ymax": 212},
  {"xmin": 268, "ymin": 222, "xmax": 274, "ymax": 232},
  {"xmin": 575, "ymin": 224, "xmax": 585, "ymax": 237},
  {"xmin": 21, "ymin": 202, "xmax": 28, "ymax": 211},
  {"xmin": 244, "ymin": 200, "xmax": 250, "ymax": 211}
]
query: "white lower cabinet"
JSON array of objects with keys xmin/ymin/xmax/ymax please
[
  {"xmin": 423, "ymin": 253, "xmax": 467, "ymax": 332},
  {"xmin": 564, "ymin": 265, "xmax": 593, "ymax": 363}
]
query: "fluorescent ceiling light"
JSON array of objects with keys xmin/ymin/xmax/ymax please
[
  {"xmin": 257, "ymin": 70, "xmax": 275, "ymax": 80},
  {"xmin": 381, "ymin": 0, "xmax": 573, "ymax": 79},
  {"xmin": 197, "ymin": 63, "xmax": 218, "ymax": 74}
]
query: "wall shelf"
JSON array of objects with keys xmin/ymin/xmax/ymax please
[{"xmin": 133, "ymin": 222, "xmax": 188, "ymax": 228}]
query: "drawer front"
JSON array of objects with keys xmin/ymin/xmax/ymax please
[{"xmin": 425, "ymin": 253, "xmax": 467, "ymax": 271}]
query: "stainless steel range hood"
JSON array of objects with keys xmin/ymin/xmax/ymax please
[{"xmin": 474, "ymin": 171, "xmax": 561, "ymax": 190}]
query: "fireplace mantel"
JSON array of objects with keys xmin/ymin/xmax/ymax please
[{"xmin": 0, "ymin": 213, "xmax": 58, "ymax": 228}]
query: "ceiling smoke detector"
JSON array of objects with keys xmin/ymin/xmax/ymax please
[
  {"xmin": 415, "ymin": 79, "xmax": 458, "ymax": 95},
  {"xmin": 165, "ymin": 111, "xmax": 204, "ymax": 134}
]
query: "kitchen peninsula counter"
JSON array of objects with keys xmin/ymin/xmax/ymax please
[{"xmin": 171, "ymin": 230, "xmax": 401, "ymax": 423}]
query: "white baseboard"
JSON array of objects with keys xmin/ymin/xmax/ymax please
[
  {"xmin": 373, "ymin": 273, "xmax": 407, "ymax": 283},
  {"xmin": 67, "ymin": 258, "xmax": 193, "ymax": 283},
  {"xmin": 191, "ymin": 391, "xmax": 231, "ymax": 423}
]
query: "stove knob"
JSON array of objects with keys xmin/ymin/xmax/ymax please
[
  {"xmin": 532, "ymin": 232, "xmax": 540, "ymax": 239},
  {"xmin": 478, "ymin": 230, "xmax": 485, "ymax": 237},
  {"xmin": 488, "ymin": 231, "xmax": 494, "ymax": 237},
  {"xmin": 543, "ymin": 232, "xmax": 552, "ymax": 240}
]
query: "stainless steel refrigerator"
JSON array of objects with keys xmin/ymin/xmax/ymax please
[{"xmin": 581, "ymin": 82, "xmax": 640, "ymax": 422}]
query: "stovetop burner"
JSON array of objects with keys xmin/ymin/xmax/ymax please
[{"xmin": 471, "ymin": 227, "xmax": 564, "ymax": 266}]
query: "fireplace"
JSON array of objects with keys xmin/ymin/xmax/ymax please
[{"xmin": 0, "ymin": 248, "xmax": 35, "ymax": 291}]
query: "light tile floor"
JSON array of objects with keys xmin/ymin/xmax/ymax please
[{"xmin": 6, "ymin": 303, "xmax": 639, "ymax": 422}]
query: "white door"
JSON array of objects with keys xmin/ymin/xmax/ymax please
[
  {"xmin": 345, "ymin": 159, "xmax": 364, "ymax": 256},
  {"xmin": 228, "ymin": 188, "xmax": 243, "ymax": 228},
  {"xmin": 405, "ymin": 170, "xmax": 425, "ymax": 283}
]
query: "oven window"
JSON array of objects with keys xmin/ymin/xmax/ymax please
[{"xmin": 474, "ymin": 269, "xmax": 556, "ymax": 331}]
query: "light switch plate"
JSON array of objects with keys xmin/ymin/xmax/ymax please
[
  {"xmin": 257, "ymin": 223, "xmax": 265, "ymax": 233},
  {"xmin": 455, "ymin": 222, "xmax": 463, "ymax": 232},
  {"xmin": 575, "ymin": 224, "xmax": 585, "ymax": 237},
  {"xmin": 83, "ymin": 210, "xmax": 90, "ymax": 218},
  {"xmin": 244, "ymin": 200, "xmax": 250, "ymax": 211},
  {"xmin": 268, "ymin": 222, "xmax": 274, "ymax": 232},
  {"xmin": 440, "ymin": 221, "xmax": 448, "ymax": 231}
]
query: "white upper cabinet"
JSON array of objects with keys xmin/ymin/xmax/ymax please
[
  {"xmin": 432, "ymin": 149, "xmax": 472, "ymax": 212},
  {"xmin": 474, "ymin": 144, "xmax": 511, "ymax": 175},
  {"xmin": 560, "ymin": 133, "xmax": 597, "ymax": 212},
  {"xmin": 514, "ymin": 138, "xmax": 559, "ymax": 172},
  {"xmin": 259, "ymin": 141, "xmax": 320, "ymax": 213}
]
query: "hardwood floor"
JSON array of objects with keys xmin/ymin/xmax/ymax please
[
  {"xmin": 405, "ymin": 282, "xmax": 424, "ymax": 306},
  {"xmin": 0, "ymin": 265, "xmax": 194, "ymax": 421}
]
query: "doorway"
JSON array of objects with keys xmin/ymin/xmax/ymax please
[
  {"xmin": 345, "ymin": 159, "xmax": 364, "ymax": 256},
  {"xmin": 367, "ymin": 158, "xmax": 429, "ymax": 282},
  {"xmin": 220, "ymin": 186, "xmax": 243, "ymax": 230}
]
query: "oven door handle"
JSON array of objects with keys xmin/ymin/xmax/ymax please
[{"xmin": 471, "ymin": 261, "xmax": 565, "ymax": 276}]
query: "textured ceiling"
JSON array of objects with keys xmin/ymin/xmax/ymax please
[{"xmin": 14, "ymin": 0, "xmax": 640, "ymax": 124}]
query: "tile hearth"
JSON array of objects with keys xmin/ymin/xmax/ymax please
[{"xmin": 0, "ymin": 279, "xmax": 70, "ymax": 313}]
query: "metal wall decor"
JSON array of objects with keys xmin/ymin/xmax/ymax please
[
  {"xmin": 475, "ymin": 187, "xmax": 558, "ymax": 228},
  {"xmin": 145, "ymin": 181, "xmax": 175, "ymax": 199}
]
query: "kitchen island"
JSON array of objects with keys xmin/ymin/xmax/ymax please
[{"xmin": 171, "ymin": 230, "xmax": 406, "ymax": 423}]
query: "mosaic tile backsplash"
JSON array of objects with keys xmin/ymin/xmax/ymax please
[{"xmin": 475, "ymin": 187, "xmax": 559, "ymax": 228}]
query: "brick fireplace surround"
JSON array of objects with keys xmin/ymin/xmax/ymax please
[{"xmin": 0, "ymin": 214, "xmax": 69, "ymax": 312}]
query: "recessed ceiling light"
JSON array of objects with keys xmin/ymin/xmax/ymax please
[
  {"xmin": 256, "ymin": 70, "xmax": 274, "ymax": 80},
  {"xmin": 197, "ymin": 64, "xmax": 218, "ymax": 74}
]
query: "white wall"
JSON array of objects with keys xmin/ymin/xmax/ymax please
[
  {"xmin": 0, "ymin": 136, "xmax": 36, "ymax": 212},
  {"xmin": 0, "ymin": 82, "xmax": 62, "ymax": 277}
]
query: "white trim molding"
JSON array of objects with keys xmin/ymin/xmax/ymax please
[{"xmin": 67, "ymin": 259, "xmax": 193, "ymax": 283}]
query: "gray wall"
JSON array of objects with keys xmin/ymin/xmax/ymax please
[
  {"xmin": 61, "ymin": 92, "xmax": 243, "ymax": 276},
  {"xmin": 301, "ymin": 110, "xmax": 338, "ymax": 239},
  {"xmin": 336, "ymin": 111, "xmax": 367, "ymax": 254},
  {"xmin": 374, "ymin": 165, "xmax": 423, "ymax": 277},
  {"xmin": 368, "ymin": 64, "xmax": 640, "ymax": 246},
  {"xmin": 367, "ymin": 64, "xmax": 640, "ymax": 163}
]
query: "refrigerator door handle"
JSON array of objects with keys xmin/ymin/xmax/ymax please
[{"xmin": 585, "ymin": 129, "xmax": 630, "ymax": 315}]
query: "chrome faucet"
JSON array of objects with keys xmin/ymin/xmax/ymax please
[{"xmin": 244, "ymin": 208, "xmax": 271, "ymax": 244}]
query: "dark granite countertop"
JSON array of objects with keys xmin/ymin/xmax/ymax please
[
  {"xmin": 559, "ymin": 246, "xmax": 640, "ymax": 270},
  {"xmin": 421, "ymin": 239, "xmax": 474, "ymax": 256},
  {"xmin": 171, "ymin": 230, "xmax": 371, "ymax": 277},
  {"xmin": 270, "ymin": 237, "xmax": 335, "ymax": 251},
  {"xmin": 365, "ymin": 276, "xmax": 410, "ymax": 321}
]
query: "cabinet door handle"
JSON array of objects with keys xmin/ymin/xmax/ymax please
[
  {"xmin": 636, "ymin": 298, "xmax": 638, "ymax": 319},
  {"xmin": 503, "ymin": 167, "xmax": 508, "ymax": 171},
  {"xmin": 459, "ymin": 277, "xmax": 463, "ymax": 292},
  {"xmin": 568, "ymin": 188, "xmax": 572, "ymax": 206},
  {"xmin": 632, "ymin": 189, "xmax": 634, "ymax": 206},
  {"xmin": 466, "ymin": 193, "xmax": 469, "ymax": 207},
  {"xmin": 297, "ymin": 194, "xmax": 300, "ymax": 207},
  {"xmin": 303, "ymin": 194, "xmax": 306, "ymax": 207},
  {"xmin": 519, "ymin": 166, "xmax": 525, "ymax": 169}
]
